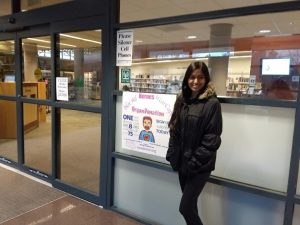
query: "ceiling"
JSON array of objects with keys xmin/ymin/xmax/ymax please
[{"xmin": 0, "ymin": 0, "xmax": 300, "ymax": 49}]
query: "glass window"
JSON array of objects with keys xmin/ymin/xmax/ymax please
[
  {"xmin": 58, "ymin": 30, "xmax": 102, "ymax": 107},
  {"xmin": 0, "ymin": 40, "xmax": 15, "ymax": 96},
  {"xmin": 21, "ymin": 0, "xmax": 73, "ymax": 12},
  {"xmin": 119, "ymin": 10, "xmax": 300, "ymax": 101},
  {"xmin": 22, "ymin": 36, "xmax": 51, "ymax": 100},
  {"xmin": 60, "ymin": 109, "xmax": 101, "ymax": 194},
  {"xmin": 24, "ymin": 104, "xmax": 51, "ymax": 175},
  {"xmin": 0, "ymin": 100, "xmax": 18, "ymax": 162},
  {"xmin": 116, "ymin": 96, "xmax": 295, "ymax": 191},
  {"xmin": 0, "ymin": 0, "xmax": 11, "ymax": 16},
  {"xmin": 294, "ymin": 204, "xmax": 300, "ymax": 225},
  {"xmin": 296, "ymin": 162, "xmax": 300, "ymax": 195},
  {"xmin": 120, "ymin": 0, "xmax": 292, "ymax": 22}
]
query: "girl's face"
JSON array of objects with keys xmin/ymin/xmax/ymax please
[{"xmin": 188, "ymin": 68, "xmax": 206, "ymax": 97}]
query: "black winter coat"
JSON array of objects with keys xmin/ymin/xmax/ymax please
[{"xmin": 166, "ymin": 83, "xmax": 223, "ymax": 175}]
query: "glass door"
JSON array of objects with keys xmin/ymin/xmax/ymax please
[
  {"xmin": 49, "ymin": 18, "xmax": 106, "ymax": 206},
  {"xmin": 0, "ymin": 37, "xmax": 18, "ymax": 163},
  {"xmin": 1, "ymin": 17, "xmax": 106, "ymax": 206},
  {"xmin": 55, "ymin": 29, "xmax": 102, "ymax": 196},
  {"xmin": 17, "ymin": 27, "xmax": 53, "ymax": 178}
]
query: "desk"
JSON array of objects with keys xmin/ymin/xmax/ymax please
[{"xmin": 0, "ymin": 82, "xmax": 46, "ymax": 139}]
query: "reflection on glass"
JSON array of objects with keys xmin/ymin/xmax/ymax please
[
  {"xmin": 22, "ymin": 36, "xmax": 50, "ymax": 100},
  {"xmin": 60, "ymin": 109, "xmax": 101, "ymax": 194},
  {"xmin": 122, "ymin": 10, "xmax": 300, "ymax": 101},
  {"xmin": 120, "ymin": 0, "xmax": 291, "ymax": 22},
  {"xmin": 58, "ymin": 30, "xmax": 102, "ymax": 107},
  {"xmin": 0, "ymin": 0, "xmax": 11, "ymax": 16},
  {"xmin": 24, "ymin": 104, "xmax": 51, "ymax": 175},
  {"xmin": 0, "ymin": 100, "xmax": 18, "ymax": 162},
  {"xmin": 21, "ymin": 0, "xmax": 73, "ymax": 11},
  {"xmin": 0, "ymin": 40, "xmax": 15, "ymax": 96}
]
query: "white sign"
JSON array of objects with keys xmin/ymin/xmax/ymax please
[
  {"xmin": 116, "ymin": 30, "xmax": 134, "ymax": 66},
  {"xmin": 122, "ymin": 92, "xmax": 177, "ymax": 157},
  {"xmin": 249, "ymin": 75, "xmax": 256, "ymax": 87},
  {"xmin": 56, "ymin": 77, "xmax": 69, "ymax": 101}
]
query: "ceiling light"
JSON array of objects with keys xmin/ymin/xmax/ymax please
[
  {"xmin": 135, "ymin": 40, "xmax": 143, "ymax": 43},
  {"xmin": 259, "ymin": 30, "xmax": 271, "ymax": 33},
  {"xmin": 37, "ymin": 45, "xmax": 51, "ymax": 49},
  {"xmin": 60, "ymin": 34, "xmax": 102, "ymax": 45},
  {"xmin": 187, "ymin": 35, "xmax": 197, "ymax": 39},
  {"xmin": 26, "ymin": 38, "xmax": 76, "ymax": 47}
]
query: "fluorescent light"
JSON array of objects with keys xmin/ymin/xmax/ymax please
[
  {"xmin": 187, "ymin": 35, "xmax": 197, "ymax": 39},
  {"xmin": 27, "ymin": 38, "xmax": 76, "ymax": 47},
  {"xmin": 259, "ymin": 29, "xmax": 271, "ymax": 33},
  {"xmin": 60, "ymin": 34, "xmax": 102, "ymax": 45},
  {"xmin": 135, "ymin": 40, "xmax": 143, "ymax": 43},
  {"xmin": 37, "ymin": 45, "xmax": 51, "ymax": 49}
]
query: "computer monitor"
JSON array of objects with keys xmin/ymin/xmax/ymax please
[
  {"xmin": 261, "ymin": 58, "xmax": 290, "ymax": 76},
  {"xmin": 4, "ymin": 74, "xmax": 15, "ymax": 82}
]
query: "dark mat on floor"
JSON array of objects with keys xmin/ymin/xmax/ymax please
[{"xmin": 0, "ymin": 166, "xmax": 66, "ymax": 223}]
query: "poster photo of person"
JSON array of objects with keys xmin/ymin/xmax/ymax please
[{"xmin": 139, "ymin": 116, "xmax": 155, "ymax": 143}]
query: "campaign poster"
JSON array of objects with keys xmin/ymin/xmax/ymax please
[{"xmin": 122, "ymin": 92, "xmax": 177, "ymax": 157}]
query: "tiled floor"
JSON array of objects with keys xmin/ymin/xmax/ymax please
[{"xmin": 0, "ymin": 165, "xmax": 143, "ymax": 225}]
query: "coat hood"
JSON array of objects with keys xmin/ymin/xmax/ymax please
[{"xmin": 198, "ymin": 82, "xmax": 217, "ymax": 100}]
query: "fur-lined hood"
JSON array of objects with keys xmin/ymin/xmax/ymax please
[
  {"xmin": 177, "ymin": 82, "xmax": 217, "ymax": 101},
  {"xmin": 198, "ymin": 82, "xmax": 217, "ymax": 100}
]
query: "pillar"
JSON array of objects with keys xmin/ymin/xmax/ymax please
[{"xmin": 208, "ymin": 23, "xmax": 233, "ymax": 96}]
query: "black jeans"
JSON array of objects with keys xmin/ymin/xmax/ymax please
[{"xmin": 178, "ymin": 171, "xmax": 211, "ymax": 225}]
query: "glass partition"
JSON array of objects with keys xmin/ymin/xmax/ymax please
[
  {"xmin": 119, "ymin": 10, "xmax": 300, "ymax": 101},
  {"xmin": 293, "ymin": 204, "xmax": 300, "ymax": 225},
  {"xmin": 60, "ymin": 109, "xmax": 101, "ymax": 194},
  {"xmin": 58, "ymin": 30, "xmax": 102, "ymax": 107},
  {"xmin": 213, "ymin": 104, "xmax": 295, "ymax": 192},
  {"xmin": 120, "ymin": 0, "xmax": 292, "ymax": 22},
  {"xmin": 296, "ymin": 162, "xmax": 300, "ymax": 195},
  {"xmin": 115, "ymin": 159, "xmax": 285, "ymax": 225},
  {"xmin": 0, "ymin": 100, "xmax": 18, "ymax": 162},
  {"xmin": 116, "ymin": 96, "xmax": 295, "ymax": 192}
]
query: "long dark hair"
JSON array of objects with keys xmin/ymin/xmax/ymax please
[{"xmin": 168, "ymin": 61, "xmax": 210, "ymax": 131}]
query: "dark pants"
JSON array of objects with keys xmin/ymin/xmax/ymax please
[{"xmin": 178, "ymin": 172, "xmax": 211, "ymax": 225}]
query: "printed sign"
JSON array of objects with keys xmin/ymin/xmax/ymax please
[
  {"xmin": 122, "ymin": 92, "xmax": 177, "ymax": 157},
  {"xmin": 56, "ymin": 77, "xmax": 69, "ymax": 101},
  {"xmin": 116, "ymin": 30, "xmax": 134, "ymax": 66},
  {"xmin": 249, "ymin": 75, "xmax": 256, "ymax": 87},
  {"xmin": 121, "ymin": 68, "xmax": 131, "ymax": 83}
]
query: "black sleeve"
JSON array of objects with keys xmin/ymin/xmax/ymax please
[{"xmin": 166, "ymin": 128, "xmax": 181, "ymax": 171}]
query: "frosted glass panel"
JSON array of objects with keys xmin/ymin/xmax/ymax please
[
  {"xmin": 213, "ymin": 104, "xmax": 295, "ymax": 192},
  {"xmin": 116, "ymin": 96, "xmax": 295, "ymax": 191},
  {"xmin": 115, "ymin": 96, "xmax": 167, "ymax": 163},
  {"xmin": 114, "ymin": 159, "xmax": 285, "ymax": 225},
  {"xmin": 297, "ymin": 165, "xmax": 300, "ymax": 195},
  {"xmin": 293, "ymin": 204, "xmax": 300, "ymax": 225}
]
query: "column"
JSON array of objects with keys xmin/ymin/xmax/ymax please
[{"xmin": 208, "ymin": 23, "xmax": 233, "ymax": 96}]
